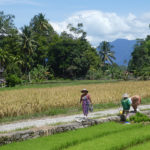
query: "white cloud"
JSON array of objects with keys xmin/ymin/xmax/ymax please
[
  {"xmin": 0, "ymin": 0, "xmax": 39, "ymax": 5},
  {"xmin": 141, "ymin": 12, "xmax": 150, "ymax": 21},
  {"xmin": 50, "ymin": 10, "xmax": 150, "ymax": 46}
]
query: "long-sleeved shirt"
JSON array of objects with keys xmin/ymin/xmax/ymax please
[{"xmin": 121, "ymin": 98, "xmax": 132, "ymax": 110}]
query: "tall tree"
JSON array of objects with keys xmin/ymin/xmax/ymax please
[
  {"xmin": 0, "ymin": 11, "xmax": 21, "ymax": 75},
  {"xmin": 48, "ymin": 23, "xmax": 100, "ymax": 78},
  {"xmin": 97, "ymin": 41, "xmax": 116, "ymax": 64},
  {"xmin": 20, "ymin": 25, "xmax": 37, "ymax": 73},
  {"xmin": 0, "ymin": 11, "xmax": 15, "ymax": 37},
  {"xmin": 30, "ymin": 13, "xmax": 53, "ymax": 34},
  {"xmin": 30, "ymin": 13, "xmax": 56, "ymax": 66},
  {"xmin": 128, "ymin": 35, "xmax": 150, "ymax": 78}
]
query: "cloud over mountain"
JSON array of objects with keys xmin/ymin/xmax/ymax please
[{"xmin": 50, "ymin": 10, "xmax": 150, "ymax": 46}]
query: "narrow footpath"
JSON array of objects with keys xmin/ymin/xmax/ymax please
[{"xmin": 0, "ymin": 104, "xmax": 150, "ymax": 132}]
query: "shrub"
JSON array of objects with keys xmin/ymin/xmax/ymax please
[
  {"xmin": 30, "ymin": 65, "xmax": 54, "ymax": 82},
  {"xmin": 6, "ymin": 74, "xmax": 22, "ymax": 87},
  {"xmin": 86, "ymin": 69, "xmax": 103, "ymax": 80}
]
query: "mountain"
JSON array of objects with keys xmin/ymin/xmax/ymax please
[{"xmin": 110, "ymin": 39, "xmax": 137, "ymax": 66}]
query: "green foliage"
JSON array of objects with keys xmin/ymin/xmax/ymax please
[
  {"xmin": 0, "ymin": 11, "xmax": 21, "ymax": 69},
  {"xmin": 106, "ymin": 64, "xmax": 124, "ymax": 79},
  {"xmin": 30, "ymin": 65, "xmax": 54, "ymax": 82},
  {"xmin": 30, "ymin": 13, "xmax": 55, "ymax": 66},
  {"xmin": 4, "ymin": 62, "xmax": 22, "ymax": 77},
  {"xmin": 20, "ymin": 25, "xmax": 37, "ymax": 73},
  {"xmin": 0, "ymin": 11, "xmax": 16, "ymax": 36},
  {"xmin": 130, "ymin": 112, "xmax": 150, "ymax": 123},
  {"xmin": 6, "ymin": 74, "xmax": 22, "ymax": 87},
  {"xmin": 48, "ymin": 24, "xmax": 100, "ymax": 79},
  {"xmin": 97, "ymin": 41, "xmax": 116, "ymax": 64},
  {"xmin": 0, "ymin": 11, "xmax": 140, "ymax": 84},
  {"xmin": 128, "ymin": 37, "xmax": 150, "ymax": 79},
  {"xmin": 86, "ymin": 68, "xmax": 103, "ymax": 80}
]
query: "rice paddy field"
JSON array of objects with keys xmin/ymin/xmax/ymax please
[
  {"xmin": 0, "ymin": 80, "xmax": 150, "ymax": 118},
  {"xmin": 1, "ymin": 122, "xmax": 150, "ymax": 150}
]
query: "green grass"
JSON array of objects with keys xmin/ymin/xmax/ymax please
[
  {"xmin": 0, "ymin": 122, "xmax": 142, "ymax": 150},
  {"xmin": 127, "ymin": 141, "xmax": 150, "ymax": 150},
  {"xmin": 141, "ymin": 97, "xmax": 150, "ymax": 105},
  {"xmin": 67, "ymin": 124, "xmax": 150, "ymax": 150},
  {"xmin": 0, "ymin": 79, "xmax": 120, "ymax": 91},
  {"xmin": 0, "ymin": 126, "xmax": 35, "ymax": 134}
]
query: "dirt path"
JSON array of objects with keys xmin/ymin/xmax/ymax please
[{"xmin": 0, "ymin": 104, "xmax": 150, "ymax": 132}]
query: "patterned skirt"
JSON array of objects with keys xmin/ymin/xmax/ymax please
[{"xmin": 82, "ymin": 100, "xmax": 90, "ymax": 116}]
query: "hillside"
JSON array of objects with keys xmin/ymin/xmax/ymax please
[{"xmin": 110, "ymin": 39, "xmax": 136, "ymax": 65}]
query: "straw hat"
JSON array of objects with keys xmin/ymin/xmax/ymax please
[
  {"xmin": 122, "ymin": 93, "xmax": 129, "ymax": 98},
  {"xmin": 81, "ymin": 89, "xmax": 88, "ymax": 93}
]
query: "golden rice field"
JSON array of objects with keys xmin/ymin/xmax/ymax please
[{"xmin": 0, "ymin": 81, "xmax": 150, "ymax": 118}]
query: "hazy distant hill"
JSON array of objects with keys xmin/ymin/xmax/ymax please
[{"xmin": 110, "ymin": 39, "xmax": 137, "ymax": 65}]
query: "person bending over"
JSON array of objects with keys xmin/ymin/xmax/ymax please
[{"xmin": 121, "ymin": 93, "xmax": 141, "ymax": 114}]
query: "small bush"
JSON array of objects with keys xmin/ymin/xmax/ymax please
[
  {"xmin": 30, "ymin": 65, "xmax": 54, "ymax": 82},
  {"xmin": 86, "ymin": 69, "xmax": 103, "ymax": 80},
  {"xmin": 130, "ymin": 112, "xmax": 150, "ymax": 123},
  {"xmin": 6, "ymin": 74, "xmax": 22, "ymax": 87}
]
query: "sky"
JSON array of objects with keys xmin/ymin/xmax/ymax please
[{"xmin": 1, "ymin": 0, "xmax": 150, "ymax": 46}]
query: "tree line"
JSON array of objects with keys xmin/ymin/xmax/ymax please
[
  {"xmin": 128, "ymin": 36, "xmax": 150, "ymax": 80},
  {"xmin": 0, "ymin": 11, "xmax": 149, "ymax": 86}
]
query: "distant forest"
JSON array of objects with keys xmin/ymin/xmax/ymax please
[{"xmin": 0, "ymin": 11, "xmax": 150, "ymax": 86}]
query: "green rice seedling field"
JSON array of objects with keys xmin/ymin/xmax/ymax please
[
  {"xmin": 127, "ymin": 142, "xmax": 150, "ymax": 150},
  {"xmin": 1, "ymin": 122, "xmax": 150, "ymax": 150}
]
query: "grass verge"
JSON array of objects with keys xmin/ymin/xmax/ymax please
[
  {"xmin": 0, "ymin": 126, "xmax": 35, "ymax": 134},
  {"xmin": 0, "ymin": 79, "xmax": 120, "ymax": 91}
]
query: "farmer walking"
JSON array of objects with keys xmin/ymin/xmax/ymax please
[{"xmin": 80, "ymin": 89, "xmax": 92, "ymax": 118}]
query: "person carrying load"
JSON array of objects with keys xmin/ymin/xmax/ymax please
[{"xmin": 80, "ymin": 89, "xmax": 92, "ymax": 118}]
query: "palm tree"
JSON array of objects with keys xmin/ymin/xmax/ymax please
[
  {"xmin": 30, "ymin": 13, "xmax": 54, "ymax": 34},
  {"xmin": 21, "ymin": 25, "xmax": 37, "ymax": 74},
  {"xmin": 97, "ymin": 41, "xmax": 116, "ymax": 65},
  {"xmin": 29, "ymin": 13, "xmax": 55, "ymax": 66},
  {"xmin": 21, "ymin": 26, "xmax": 36, "ymax": 55}
]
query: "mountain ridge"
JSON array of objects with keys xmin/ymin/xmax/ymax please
[{"xmin": 110, "ymin": 38, "xmax": 137, "ymax": 65}]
